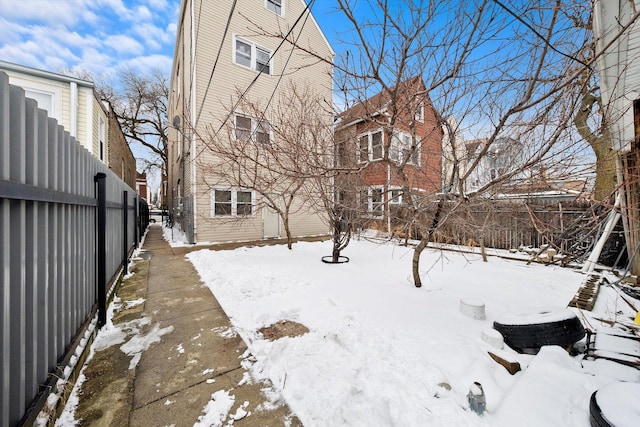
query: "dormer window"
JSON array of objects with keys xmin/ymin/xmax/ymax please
[{"xmin": 265, "ymin": 0, "xmax": 283, "ymax": 16}]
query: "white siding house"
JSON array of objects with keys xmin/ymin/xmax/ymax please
[
  {"xmin": 0, "ymin": 60, "xmax": 107, "ymax": 163},
  {"xmin": 168, "ymin": 0, "xmax": 334, "ymax": 243}
]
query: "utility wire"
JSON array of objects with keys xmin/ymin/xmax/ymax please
[
  {"xmin": 187, "ymin": 0, "xmax": 204, "ymax": 105},
  {"xmin": 195, "ymin": 0, "xmax": 238, "ymax": 127},
  {"xmin": 194, "ymin": 0, "xmax": 315, "ymax": 159},
  {"xmin": 254, "ymin": 0, "xmax": 315, "ymax": 137}
]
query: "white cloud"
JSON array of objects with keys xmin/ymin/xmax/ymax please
[
  {"xmin": 146, "ymin": 0, "xmax": 168, "ymax": 9},
  {"xmin": 133, "ymin": 22, "xmax": 173, "ymax": 51},
  {"xmin": 97, "ymin": 0, "xmax": 129, "ymax": 17},
  {"xmin": 135, "ymin": 5, "xmax": 153, "ymax": 22},
  {"xmin": 105, "ymin": 34, "xmax": 144, "ymax": 55},
  {"xmin": 0, "ymin": 0, "xmax": 178, "ymax": 79},
  {"xmin": 122, "ymin": 54, "xmax": 172, "ymax": 75},
  {"xmin": 0, "ymin": 0, "xmax": 92, "ymax": 26},
  {"xmin": 0, "ymin": 18, "xmax": 28, "ymax": 45}
]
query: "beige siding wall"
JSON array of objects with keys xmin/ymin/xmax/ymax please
[{"xmin": 189, "ymin": 0, "xmax": 332, "ymax": 242}]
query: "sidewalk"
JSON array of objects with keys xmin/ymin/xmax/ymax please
[{"xmin": 71, "ymin": 223, "xmax": 301, "ymax": 426}]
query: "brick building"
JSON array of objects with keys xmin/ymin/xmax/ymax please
[
  {"xmin": 106, "ymin": 101, "xmax": 136, "ymax": 189},
  {"xmin": 335, "ymin": 77, "xmax": 444, "ymax": 231}
]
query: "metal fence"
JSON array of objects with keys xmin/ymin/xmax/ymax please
[{"xmin": 0, "ymin": 71, "xmax": 147, "ymax": 426}]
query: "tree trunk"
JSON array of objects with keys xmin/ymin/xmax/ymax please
[
  {"xmin": 284, "ymin": 217, "xmax": 293, "ymax": 250},
  {"xmin": 574, "ymin": 90, "xmax": 617, "ymax": 201},
  {"xmin": 412, "ymin": 237, "xmax": 429, "ymax": 288},
  {"xmin": 412, "ymin": 200, "xmax": 444, "ymax": 287}
]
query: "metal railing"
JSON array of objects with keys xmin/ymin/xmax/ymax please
[{"xmin": 0, "ymin": 71, "xmax": 147, "ymax": 426}]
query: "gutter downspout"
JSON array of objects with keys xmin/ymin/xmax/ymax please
[
  {"xmin": 69, "ymin": 82, "xmax": 77, "ymax": 138},
  {"xmin": 190, "ymin": 0, "xmax": 197, "ymax": 243},
  {"xmin": 387, "ymin": 163, "xmax": 391, "ymax": 234}
]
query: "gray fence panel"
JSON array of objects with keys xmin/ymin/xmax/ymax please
[
  {"xmin": 0, "ymin": 71, "xmax": 10, "ymax": 427},
  {"xmin": 0, "ymin": 71, "xmax": 146, "ymax": 426}
]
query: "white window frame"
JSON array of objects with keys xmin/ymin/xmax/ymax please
[
  {"xmin": 415, "ymin": 102, "xmax": 424, "ymax": 122},
  {"xmin": 98, "ymin": 116, "xmax": 106, "ymax": 162},
  {"xmin": 391, "ymin": 131, "xmax": 421, "ymax": 166},
  {"xmin": 234, "ymin": 113, "xmax": 272, "ymax": 144},
  {"xmin": 388, "ymin": 188, "xmax": 403, "ymax": 205},
  {"xmin": 356, "ymin": 129, "xmax": 384, "ymax": 163},
  {"xmin": 359, "ymin": 187, "xmax": 384, "ymax": 217},
  {"xmin": 212, "ymin": 188, "xmax": 256, "ymax": 217},
  {"xmin": 233, "ymin": 35, "xmax": 273, "ymax": 75},
  {"xmin": 265, "ymin": 0, "xmax": 284, "ymax": 16}
]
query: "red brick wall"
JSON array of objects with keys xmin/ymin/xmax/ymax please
[{"xmin": 336, "ymin": 102, "xmax": 443, "ymax": 194}]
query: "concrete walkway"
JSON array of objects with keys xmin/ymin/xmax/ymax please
[{"xmin": 72, "ymin": 223, "xmax": 301, "ymax": 426}]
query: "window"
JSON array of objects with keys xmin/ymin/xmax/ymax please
[
  {"xmin": 265, "ymin": 0, "xmax": 283, "ymax": 15},
  {"xmin": 234, "ymin": 36, "xmax": 273, "ymax": 75},
  {"xmin": 256, "ymin": 47, "xmax": 271, "ymax": 74},
  {"xmin": 357, "ymin": 130, "xmax": 384, "ymax": 163},
  {"xmin": 255, "ymin": 120, "xmax": 270, "ymax": 144},
  {"xmin": 234, "ymin": 114, "xmax": 271, "ymax": 144},
  {"xmin": 98, "ymin": 116, "xmax": 106, "ymax": 162},
  {"xmin": 359, "ymin": 187, "xmax": 384, "ymax": 216},
  {"xmin": 336, "ymin": 141, "xmax": 346, "ymax": 166},
  {"xmin": 371, "ymin": 131, "xmax": 383, "ymax": 160},
  {"xmin": 392, "ymin": 132, "xmax": 420, "ymax": 166},
  {"xmin": 371, "ymin": 188, "xmax": 383, "ymax": 214},
  {"xmin": 235, "ymin": 115, "xmax": 252, "ymax": 141},
  {"xmin": 213, "ymin": 189, "xmax": 254, "ymax": 217},
  {"xmin": 358, "ymin": 135, "xmax": 369, "ymax": 163},
  {"xmin": 388, "ymin": 189, "xmax": 403, "ymax": 205},
  {"xmin": 415, "ymin": 102, "xmax": 424, "ymax": 122}
]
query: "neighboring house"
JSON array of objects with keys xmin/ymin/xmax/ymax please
[
  {"xmin": 334, "ymin": 76, "xmax": 443, "ymax": 230},
  {"xmin": 494, "ymin": 175, "xmax": 587, "ymax": 203},
  {"xmin": 105, "ymin": 101, "xmax": 136, "ymax": 189},
  {"xmin": 168, "ymin": 0, "xmax": 334, "ymax": 243},
  {"xmin": 464, "ymin": 137, "xmax": 522, "ymax": 193},
  {"xmin": 0, "ymin": 60, "xmax": 135, "ymax": 187},
  {"xmin": 441, "ymin": 115, "xmax": 467, "ymax": 194},
  {"xmin": 593, "ymin": 0, "xmax": 640, "ymax": 275},
  {"xmin": 136, "ymin": 171, "xmax": 151, "ymax": 202}
]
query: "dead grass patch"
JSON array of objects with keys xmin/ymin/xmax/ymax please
[{"xmin": 258, "ymin": 320, "xmax": 309, "ymax": 341}]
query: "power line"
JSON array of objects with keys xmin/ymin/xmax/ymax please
[
  {"xmin": 194, "ymin": 0, "xmax": 316, "ymax": 159},
  {"xmin": 195, "ymin": 0, "xmax": 238, "ymax": 127}
]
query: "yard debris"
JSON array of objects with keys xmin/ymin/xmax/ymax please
[
  {"xmin": 568, "ymin": 274, "xmax": 603, "ymax": 311},
  {"xmin": 258, "ymin": 321, "xmax": 309, "ymax": 341},
  {"xmin": 488, "ymin": 351, "xmax": 521, "ymax": 375}
]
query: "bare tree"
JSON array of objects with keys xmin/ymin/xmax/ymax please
[
  {"xmin": 98, "ymin": 68, "xmax": 169, "ymax": 175},
  {"xmin": 326, "ymin": 0, "xmax": 613, "ymax": 287},
  {"xmin": 196, "ymin": 82, "xmax": 334, "ymax": 249}
]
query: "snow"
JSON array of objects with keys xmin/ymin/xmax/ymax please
[
  {"xmin": 494, "ymin": 307, "xmax": 579, "ymax": 325},
  {"xmin": 193, "ymin": 390, "xmax": 236, "ymax": 427},
  {"xmin": 594, "ymin": 382, "xmax": 640, "ymax": 427},
  {"xmin": 186, "ymin": 237, "xmax": 640, "ymax": 426}
]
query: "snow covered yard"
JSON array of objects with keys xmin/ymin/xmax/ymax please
[{"xmin": 186, "ymin": 238, "xmax": 640, "ymax": 426}]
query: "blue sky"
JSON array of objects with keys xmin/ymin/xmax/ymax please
[{"xmin": 0, "ymin": 0, "xmax": 345, "ymax": 79}]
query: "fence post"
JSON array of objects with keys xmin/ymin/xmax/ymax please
[
  {"xmin": 95, "ymin": 173, "xmax": 107, "ymax": 327},
  {"xmin": 123, "ymin": 190, "xmax": 128, "ymax": 269},
  {"xmin": 134, "ymin": 195, "xmax": 139, "ymax": 248}
]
